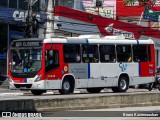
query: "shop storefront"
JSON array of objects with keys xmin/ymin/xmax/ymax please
[
  {"xmin": 0, "ymin": 0, "xmax": 47, "ymax": 75},
  {"xmin": 0, "ymin": 7, "xmax": 27, "ymax": 75},
  {"xmin": 0, "ymin": 0, "xmax": 29, "ymax": 75}
]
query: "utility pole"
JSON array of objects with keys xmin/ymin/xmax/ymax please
[
  {"xmin": 26, "ymin": 0, "xmax": 38, "ymax": 38},
  {"xmin": 25, "ymin": 0, "xmax": 33, "ymax": 38},
  {"xmin": 25, "ymin": 0, "xmax": 39, "ymax": 38},
  {"xmin": 45, "ymin": 0, "xmax": 54, "ymax": 38}
]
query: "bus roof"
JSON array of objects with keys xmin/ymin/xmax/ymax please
[
  {"xmin": 12, "ymin": 35, "xmax": 154, "ymax": 45},
  {"xmin": 44, "ymin": 36, "xmax": 154, "ymax": 45}
]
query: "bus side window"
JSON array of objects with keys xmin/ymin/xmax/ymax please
[
  {"xmin": 133, "ymin": 55, "xmax": 140, "ymax": 62},
  {"xmin": 116, "ymin": 45, "xmax": 132, "ymax": 62},
  {"xmin": 133, "ymin": 45, "xmax": 150, "ymax": 62},
  {"xmin": 63, "ymin": 44, "xmax": 81, "ymax": 63},
  {"xmin": 82, "ymin": 45, "xmax": 99, "ymax": 63},
  {"xmin": 99, "ymin": 45, "xmax": 116, "ymax": 63},
  {"xmin": 45, "ymin": 50, "xmax": 59, "ymax": 72},
  {"xmin": 82, "ymin": 45, "xmax": 89, "ymax": 63}
]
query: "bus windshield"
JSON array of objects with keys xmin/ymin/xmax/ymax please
[{"xmin": 10, "ymin": 48, "xmax": 42, "ymax": 73}]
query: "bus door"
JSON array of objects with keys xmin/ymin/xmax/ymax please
[{"xmin": 44, "ymin": 44, "xmax": 65, "ymax": 88}]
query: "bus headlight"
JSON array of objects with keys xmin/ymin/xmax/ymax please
[{"xmin": 34, "ymin": 75, "xmax": 42, "ymax": 82}]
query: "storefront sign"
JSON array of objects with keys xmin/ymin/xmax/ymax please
[
  {"xmin": 125, "ymin": 0, "xmax": 139, "ymax": 6},
  {"xmin": 82, "ymin": 0, "xmax": 116, "ymax": 19},
  {"xmin": 13, "ymin": 10, "xmax": 41, "ymax": 22},
  {"xmin": 155, "ymin": 0, "xmax": 160, "ymax": 6},
  {"xmin": 143, "ymin": 7, "xmax": 160, "ymax": 22},
  {"xmin": 0, "ymin": 7, "xmax": 47, "ymax": 25}
]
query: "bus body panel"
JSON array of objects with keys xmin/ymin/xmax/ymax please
[
  {"xmin": 139, "ymin": 45, "xmax": 155, "ymax": 77},
  {"xmin": 68, "ymin": 63, "xmax": 89, "ymax": 88},
  {"xmin": 129, "ymin": 77, "xmax": 155, "ymax": 86},
  {"xmin": 139, "ymin": 62, "xmax": 155, "ymax": 76}
]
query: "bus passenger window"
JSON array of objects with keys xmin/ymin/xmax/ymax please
[
  {"xmin": 45, "ymin": 50, "xmax": 59, "ymax": 72},
  {"xmin": 116, "ymin": 45, "xmax": 132, "ymax": 62},
  {"xmin": 82, "ymin": 45, "xmax": 99, "ymax": 63},
  {"xmin": 110, "ymin": 55, "xmax": 116, "ymax": 62},
  {"xmin": 133, "ymin": 56, "xmax": 140, "ymax": 62},
  {"xmin": 133, "ymin": 45, "xmax": 151, "ymax": 62},
  {"xmin": 99, "ymin": 45, "xmax": 116, "ymax": 63},
  {"xmin": 128, "ymin": 54, "xmax": 132, "ymax": 62},
  {"xmin": 63, "ymin": 44, "xmax": 81, "ymax": 63}
]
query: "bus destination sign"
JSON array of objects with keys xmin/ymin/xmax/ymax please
[{"xmin": 12, "ymin": 41, "xmax": 42, "ymax": 47}]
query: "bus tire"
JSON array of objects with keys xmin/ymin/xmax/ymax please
[
  {"xmin": 59, "ymin": 78, "xmax": 73, "ymax": 94},
  {"xmin": 118, "ymin": 76, "xmax": 129, "ymax": 92},
  {"xmin": 86, "ymin": 88, "xmax": 102, "ymax": 93},
  {"xmin": 31, "ymin": 90, "xmax": 45, "ymax": 95}
]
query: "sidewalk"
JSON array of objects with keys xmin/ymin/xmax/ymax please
[{"xmin": 0, "ymin": 87, "xmax": 28, "ymax": 96}]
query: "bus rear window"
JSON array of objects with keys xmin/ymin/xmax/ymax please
[{"xmin": 133, "ymin": 45, "xmax": 151, "ymax": 62}]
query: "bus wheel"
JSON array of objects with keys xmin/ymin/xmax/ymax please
[
  {"xmin": 31, "ymin": 90, "xmax": 45, "ymax": 95},
  {"xmin": 118, "ymin": 76, "xmax": 129, "ymax": 92},
  {"xmin": 59, "ymin": 78, "xmax": 73, "ymax": 94},
  {"xmin": 86, "ymin": 88, "xmax": 102, "ymax": 93}
]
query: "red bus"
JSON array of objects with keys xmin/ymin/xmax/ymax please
[{"xmin": 8, "ymin": 35, "xmax": 155, "ymax": 95}]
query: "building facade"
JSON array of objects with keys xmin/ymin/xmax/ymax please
[
  {"xmin": 53, "ymin": 0, "xmax": 160, "ymax": 67},
  {"xmin": 0, "ymin": 0, "xmax": 49, "ymax": 75}
]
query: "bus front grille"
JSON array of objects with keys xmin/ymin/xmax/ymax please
[{"xmin": 14, "ymin": 84, "xmax": 32, "ymax": 89}]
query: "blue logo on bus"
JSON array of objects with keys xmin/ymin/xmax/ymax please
[
  {"xmin": 119, "ymin": 63, "xmax": 127, "ymax": 72},
  {"xmin": 149, "ymin": 69, "xmax": 154, "ymax": 74}
]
